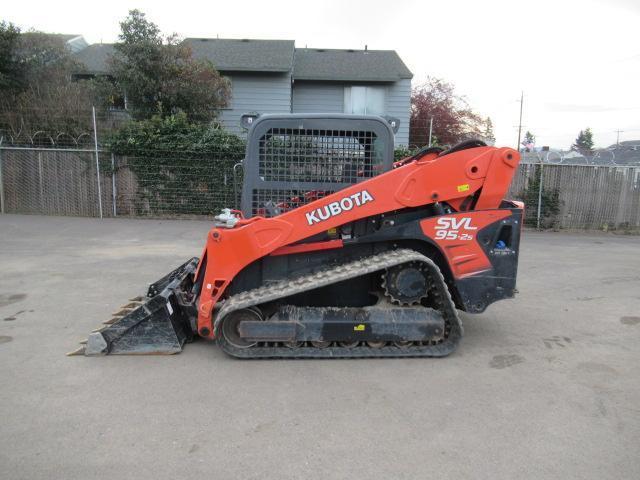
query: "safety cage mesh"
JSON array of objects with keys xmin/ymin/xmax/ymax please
[{"xmin": 258, "ymin": 128, "xmax": 384, "ymax": 183}]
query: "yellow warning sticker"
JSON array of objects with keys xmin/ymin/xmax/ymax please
[
  {"xmin": 353, "ymin": 324, "xmax": 365, "ymax": 332},
  {"xmin": 327, "ymin": 227, "xmax": 337, "ymax": 236},
  {"xmin": 457, "ymin": 184, "xmax": 470, "ymax": 193}
]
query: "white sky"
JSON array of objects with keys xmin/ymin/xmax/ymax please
[{"xmin": 4, "ymin": 0, "xmax": 640, "ymax": 148}]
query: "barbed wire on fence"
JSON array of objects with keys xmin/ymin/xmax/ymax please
[
  {"xmin": 0, "ymin": 108, "xmax": 129, "ymax": 148},
  {"xmin": 3, "ymin": 108, "xmax": 640, "ymax": 165},
  {"xmin": 519, "ymin": 148, "xmax": 640, "ymax": 167}
]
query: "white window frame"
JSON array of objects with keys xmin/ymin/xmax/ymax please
[{"xmin": 344, "ymin": 85, "xmax": 386, "ymax": 116}]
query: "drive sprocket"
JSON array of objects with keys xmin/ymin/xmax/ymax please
[{"xmin": 382, "ymin": 262, "xmax": 432, "ymax": 305}]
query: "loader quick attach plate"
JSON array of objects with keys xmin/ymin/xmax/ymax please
[{"xmin": 67, "ymin": 258, "xmax": 199, "ymax": 356}]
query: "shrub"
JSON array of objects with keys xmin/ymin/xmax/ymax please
[
  {"xmin": 106, "ymin": 113, "xmax": 245, "ymax": 215},
  {"xmin": 519, "ymin": 166, "xmax": 560, "ymax": 228}
]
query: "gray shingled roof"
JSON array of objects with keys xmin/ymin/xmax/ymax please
[
  {"xmin": 184, "ymin": 38, "xmax": 295, "ymax": 72},
  {"xmin": 22, "ymin": 32, "xmax": 82, "ymax": 42},
  {"xmin": 72, "ymin": 40, "xmax": 413, "ymax": 81},
  {"xmin": 73, "ymin": 43, "xmax": 116, "ymax": 74},
  {"xmin": 293, "ymin": 48, "xmax": 412, "ymax": 82}
]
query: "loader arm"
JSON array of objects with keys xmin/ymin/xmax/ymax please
[{"xmin": 195, "ymin": 146, "xmax": 520, "ymax": 338}]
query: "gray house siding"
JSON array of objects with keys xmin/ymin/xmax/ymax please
[
  {"xmin": 291, "ymin": 82, "xmax": 344, "ymax": 114},
  {"xmin": 71, "ymin": 39, "xmax": 413, "ymax": 143},
  {"xmin": 219, "ymin": 73, "xmax": 292, "ymax": 133},
  {"xmin": 291, "ymin": 80, "xmax": 411, "ymax": 146},
  {"xmin": 385, "ymin": 78, "xmax": 411, "ymax": 147}
]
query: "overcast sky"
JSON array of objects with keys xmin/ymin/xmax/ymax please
[{"xmin": 4, "ymin": 0, "xmax": 640, "ymax": 148}]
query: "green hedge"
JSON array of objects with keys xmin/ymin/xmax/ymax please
[{"xmin": 106, "ymin": 113, "xmax": 245, "ymax": 215}]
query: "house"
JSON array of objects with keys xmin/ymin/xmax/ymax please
[
  {"xmin": 73, "ymin": 43, "xmax": 116, "ymax": 78},
  {"xmin": 291, "ymin": 47, "xmax": 412, "ymax": 145},
  {"xmin": 56, "ymin": 34, "xmax": 89, "ymax": 53},
  {"xmin": 72, "ymin": 38, "xmax": 413, "ymax": 145},
  {"xmin": 23, "ymin": 33, "xmax": 89, "ymax": 53},
  {"xmin": 184, "ymin": 38, "xmax": 295, "ymax": 135}
]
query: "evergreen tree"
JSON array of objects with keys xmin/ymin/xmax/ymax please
[
  {"xmin": 522, "ymin": 130, "xmax": 535, "ymax": 152},
  {"xmin": 483, "ymin": 117, "xmax": 495, "ymax": 144},
  {"xmin": 0, "ymin": 21, "xmax": 24, "ymax": 93},
  {"xmin": 572, "ymin": 128, "xmax": 595, "ymax": 155},
  {"xmin": 111, "ymin": 10, "xmax": 230, "ymax": 121},
  {"xmin": 520, "ymin": 167, "xmax": 560, "ymax": 228}
]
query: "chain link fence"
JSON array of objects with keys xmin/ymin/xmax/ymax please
[
  {"xmin": 508, "ymin": 163, "xmax": 640, "ymax": 232},
  {"xmin": 2, "ymin": 143, "xmax": 639, "ymax": 232},
  {"xmin": 112, "ymin": 154, "xmax": 241, "ymax": 217},
  {"xmin": 1, "ymin": 109, "xmax": 639, "ymax": 231},
  {"xmin": 0, "ymin": 146, "xmax": 243, "ymax": 218},
  {"xmin": 0, "ymin": 146, "xmax": 113, "ymax": 217},
  {"xmin": 0, "ymin": 107, "xmax": 244, "ymax": 218}
]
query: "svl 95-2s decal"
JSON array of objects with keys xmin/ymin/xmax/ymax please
[{"xmin": 434, "ymin": 217, "xmax": 477, "ymax": 240}]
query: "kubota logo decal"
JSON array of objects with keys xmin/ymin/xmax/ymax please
[
  {"xmin": 434, "ymin": 217, "xmax": 477, "ymax": 241},
  {"xmin": 306, "ymin": 190, "xmax": 374, "ymax": 225}
]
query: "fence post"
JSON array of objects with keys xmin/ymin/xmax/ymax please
[
  {"xmin": 0, "ymin": 139, "xmax": 4, "ymax": 214},
  {"xmin": 111, "ymin": 153, "xmax": 117, "ymax": 217},
  {"xmin": 37, "ymin": 150, "xmax": 44, "ymax": 213},
  {"xmin": 536, "ymin": 161, "xmax": 544, "ymax": 230},
  {"xmin": 92, "ymin": 106, "xmax": 103, "ymax": 219}
]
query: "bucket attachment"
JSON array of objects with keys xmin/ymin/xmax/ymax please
[{"xmin": 68, "ymin": 258, "xmax": 199, "ymax": 356}]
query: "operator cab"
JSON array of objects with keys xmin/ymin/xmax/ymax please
[{"xmin": 239, "ymin": 114, "xmax": 399, "ymax": 218}]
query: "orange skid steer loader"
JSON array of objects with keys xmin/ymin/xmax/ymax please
[{"xmin": 70, "ymin": 114, "xmax": 522, "ymax": 359}]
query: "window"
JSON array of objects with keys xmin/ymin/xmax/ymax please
[{"xmin": 344, "ymin": 86, "xmax": 386, "ymax": 115}]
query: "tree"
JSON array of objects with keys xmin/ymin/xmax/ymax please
[
  {"xmin": 111, "ymin": 10, "xmax": 230, "ymax": 122},
  {"xmin": 572, "ymin": 128, "xmax": 594, "ymax": 155},
  {"xmin": 522, "ymin": 130, "xmax": 535, "ymax": 152},
  {"xmin": 0, "ymin": 21, "xmax": 24, "ymax": 93},
  {"xmin": 0, "ymin": 27, "xmax": 100, "ymax": 142},
  {"xmin": 519, "ymin": 166, "xmax": 560, "ymax": 229},
  {"xmin": 483, "ymin": 117, "xmax": 495, "ymax": 144},
  {"xmin": 409, "ymin": 77, "xmax": 487, "ymax": 147}
]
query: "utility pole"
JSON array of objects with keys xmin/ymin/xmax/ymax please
[
  {"xmin": 516, "ymin": 91, "xmax": 524, "ymax": 152},
  {"xmin": 428, "ymin": 117, "xmax": 434, "ymax": 146},
  {"xmin": 615, "ymin": 129, "xmax": 623, "ymax": 147}
]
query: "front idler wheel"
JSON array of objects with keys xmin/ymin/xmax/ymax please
[{"xmin": 221, "ymin": 308, "xmax": 263, "ymax": 349}]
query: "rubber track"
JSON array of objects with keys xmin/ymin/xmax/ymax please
[{"xmin": 215, "ymin": 249, "xmax": 463, "ymax": 358}]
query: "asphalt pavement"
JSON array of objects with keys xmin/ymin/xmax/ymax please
[{"xmin": 1, "ymin": 214, "xmax": 639, "ymax": 479}]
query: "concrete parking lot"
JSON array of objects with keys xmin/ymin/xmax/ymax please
[{"xmin": 1, "ymin": 214, "xmax": 639, "ymax": 480}]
